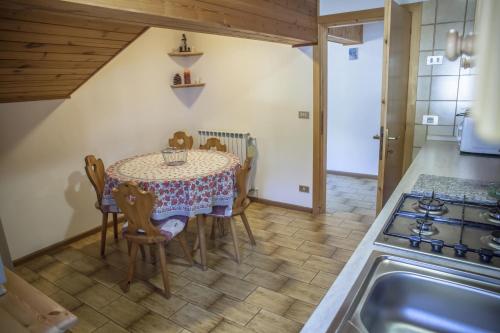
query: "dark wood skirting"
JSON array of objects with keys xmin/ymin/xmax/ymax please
[
  {"xmin": 327, "ymin": 170, "xmax": 378, "ymax": 180},
  {"xmin": 248, "ymin": 196, "xmax": 313, "ymax": 213},
  {"xmin": 13, "ymin": 217, "xmax": 125, "ymax": 267}
]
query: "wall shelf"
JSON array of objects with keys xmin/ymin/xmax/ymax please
[
  {"xmin": 168, "ymin": 51, "xmax": 203, "ymax": 57},
  {"xmin": 170, "ymin": 83, "xmax": 205, "ymax": 89}
]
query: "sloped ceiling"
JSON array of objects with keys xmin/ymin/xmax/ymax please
[
  {"xmin": 0, "ymin": 1, "xmax": 147, "ymax": 103},
  {"xmin": 0, "ymin": 0, "xmax": 318, "ymax": 103}
]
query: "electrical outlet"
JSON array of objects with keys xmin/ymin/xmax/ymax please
[
  {"xmin": 426, "ymin": 55, "xmax": 443, "ymax": 65},
  {"xmin": 298, "ymin": 111, "xmax": 310, "ymax": 119},
  {"xmin": 423, "ymin": 115, "xmax": 439, "ymax": 125},
  {"xmin": 299, "ymin": 185, "xmax": 310, "ymax": 193}
]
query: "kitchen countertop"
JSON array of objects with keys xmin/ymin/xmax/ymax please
[{"xmin": 302, "ymin": 141, "xmax": 500, "ymax": 333}]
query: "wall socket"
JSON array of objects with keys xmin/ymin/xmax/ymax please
[
  {"xmin": 299, "ymin": 185, "xmax": 310, "ymax": 193},
  {"xmin": 426, "ymin": 55, "xmax": 443, "ymax": 65},
  {"xmin": 298, "ymin": 111, "xmax": 310, "ymax": 119},
  {"xmin": 423, "ymin": 115, "xmax": 439, "ymax": 125}
]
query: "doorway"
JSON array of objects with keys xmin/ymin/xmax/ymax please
[
  {"xmin": 313, "ymin": 2, "xmax": 421, "ymax": 215},
  {"xmin": 325, "ymin": 22, "xmax": 383, "ymax": 219}
]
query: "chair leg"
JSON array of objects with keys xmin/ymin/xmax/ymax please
[
  {"xmin": 112, "ymin": 213, "xmax": 119, "ymax": 240},
  {"xmin": 196, "ymin": 215, "xmax": 208, "ymax": 271},
  {"xmin": 178, "ymin": 232, "xmax": 193, "ymax": 266},
  {"xmin": 139, "ymin": 245, "xmax": 146, "ymax": 261},
  {"xmin": 228, "ymin": 218, "xmax": 241, "ymax": 264},
  {"xmin": 240, "ymin": 212, "xmax": 256, "ymax": 245},
  {"xmin": 158, "ymin": 242, "xmax": 171, "ymax": 298},
  {"xmin": 100, "ymin": 212, "xmax": 109, "ymax": 258},
  {"xmin": 210, "ymin": 217, "xmax": 217, "ymax": 240},
  {"xmin": 150, "ymin": 244, "xmax": 157, "ymax": 264},
  {"xmin": 127, "ymin": 240, "xmax": 131, "ymax": 255},
  {"xmin": 122, "ymin": 242, "xmax": 139, "ymax": 292}
]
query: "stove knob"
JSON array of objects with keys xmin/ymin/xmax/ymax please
[
  {"xmin": 409, "ymin": 235, "xmax": 421, "ymax": 248},
  {"xmin": 431, "ymin": 239, "xmax": 444, "ymax": 253},
  {"xmin": 479, "ymin": 248, "xmax": 494, "ymax": 264},
  {"xmin": 454, "ymin": 243, "xmax": 468, "ymax": 257}
]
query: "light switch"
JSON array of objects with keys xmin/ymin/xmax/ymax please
[
  {"xmin": 298, "ymin": 111, "xmax": 310, "ymax": 119},
  {"xmin": 423, "ymin": 115, "xmax": 439, "ymax": 125},
  {"xmin": 426, "ymin": 55, "xmax": 443, "ymax": 65}
]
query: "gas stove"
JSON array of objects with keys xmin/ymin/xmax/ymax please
[{"xmin": 375, "ymin": 193, "xmax": 500, "ymax": 270}]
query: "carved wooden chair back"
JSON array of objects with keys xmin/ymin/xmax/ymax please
[
  {"xmin": 233, "ymin": 157, "xmax": 252, "ymax": 210},
  {"xmin": 199, "ymin": 137, "xmax": 227, "ymax": 152},
  {"xmin": 112, "ymin": 182, "xmax": 160, "ymax": 238},
  {"xmin": 168, "ymin": 131, "xmax": 193, "ymax": 149},
  {"xmin": 84, "ymin": 155, "xmax": 106, "ymax": 206}
]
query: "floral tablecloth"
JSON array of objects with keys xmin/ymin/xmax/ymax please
[{"xmin": 102, "ymin": 150, "xmax": 240, "ymax": 219}]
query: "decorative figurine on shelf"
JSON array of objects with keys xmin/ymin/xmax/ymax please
[
  {"xmin": 183, "ymin": 69, "xmax": 191, "ymax": 85},
  {"xmin": 178, "ymin": 34, "xmax": 191, "ymax": 53},
  {"xmin": 173, "ymin": 73, "xmax": 182, "ymax": 85}
]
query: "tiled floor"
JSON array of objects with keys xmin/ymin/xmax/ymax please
[
  {"xmin": 16, "ymin": 177, "xmax": 376, "ymax": 333},
  {"xmin": 326, "ymin": 174, "xmax": 377, "ymax": 217}
]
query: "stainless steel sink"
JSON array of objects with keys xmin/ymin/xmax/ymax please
[{"xmin": 333, "ymin": 254, "xmax": 500, "ymax": 333}]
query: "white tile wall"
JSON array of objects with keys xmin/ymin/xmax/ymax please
[{"xmin": 412, "ymin": 0, "xmax": 477, "ymax": 161}]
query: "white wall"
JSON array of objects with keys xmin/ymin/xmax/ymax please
[
  {"xmin": 327, "ymin": 22, "xmax": 383, "ymax": 176},
  {"xmin": 0, "ymin": 28, "xmax": 313, "ymax": 260}
]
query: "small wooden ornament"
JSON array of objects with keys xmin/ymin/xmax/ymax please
[{"xmin": 173, "ymin": 73, "xmax": 182, "ymax": 85}]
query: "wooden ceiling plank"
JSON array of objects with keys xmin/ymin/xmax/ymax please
[
  {"xmin": 10, "ymin": 0, "xmax": 316, "ymax": 44},
  {"xmin": 0, "ymin": 18, "xmax": 139, "ymax": 42},
  {"xmin": 0, "ymin": 2, "xmax": 145, "ymax": 33},
  {"xmin": 319, "ymin": 8, "xmax": 384, "ymax": 26},
  {"xmin": 0, "ymin": 74, "xmax": 88, "ymax": 81},
  {"xmin": 0, "ymin": 41, "xmax": 119, "ymax": 56},
  {"xmin": 0, "ymin": 31, "xmax": 128, "ymax": 48},
  {"xmin": 0, "ymin": 51, "xmax": 110, "ymax": 62},
  {"xmin": 0, "ymin": 67, "xmax": 96, "ymax": 75},
  {"xmin": 0, "ymin": 79, "xmax": 84, "ymax": 87},
  {"xmin": 328, "ymin": 25, "xmax": 364, "ymax": 45},
  {"xmin": 0, "ymin": 85, "xmax": 78, "ymax": 93},
  {"xmin": 0, "ymin": 94, "xmax": 69, "ymax": 103},
  {"xmin": 0, "ymin": 59, "xmax": 106, "ymax": 69}
]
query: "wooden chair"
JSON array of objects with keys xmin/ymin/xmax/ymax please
[
  {"xmin": 199, "ymin": 137, "xmax": 227, "ymax": 152},
  {"xmin": 205, "ymin": 157, "xmax": 256, "ymax": 263},
  {"xmin": 168, "ymin": 131, "xmax": 193, "ymax": 149},
  {"xmin": 84, "ymin": 155, "xmax": 119, "ymax": 257},
  {"xmin": 112, "ymin": 182, "xmax": 192, "ymax": 297}
]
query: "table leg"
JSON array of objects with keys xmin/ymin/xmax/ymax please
[{"xmin": 196, "ymin": 215, "xmax": 207, "ymax": 271}]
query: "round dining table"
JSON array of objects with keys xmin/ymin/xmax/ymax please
[{"xmin": 101, "ymin": 149, "xmax": 241, "ymax": 270}]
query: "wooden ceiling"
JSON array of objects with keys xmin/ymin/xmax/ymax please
[
  {"xmin": 0, "ymin": 0, "xmax": 317, "ymax": 103},
  {"xmin": 0, "ymin": 1, "xmax": 147, "ymax": 103}
]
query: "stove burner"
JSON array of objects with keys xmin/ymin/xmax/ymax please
[
  {"xmin": 488, "ymin": 207, "xmax": 500, "ymax": 222},
  {"xmin": 480, "ymin": 230, "xmax": 500, "ymax": 251},
  {"xmin": 410, "ymin": 218, "xmax": 438, "ymax": 236},
  {"xmin": 412, "ymin": 197, "xmax": 448, "ymax": 215}
]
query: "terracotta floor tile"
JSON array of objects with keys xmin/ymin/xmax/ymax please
[
  {"xmin": 246, "ymin": 287, "xmax": 294, "ymax": 315},
  {"xmin": 91, "ymin": 266, "xmax": 126, "ymax": 288},
  {"xmin": 244, "ymin": 268, "xmax": 288, "ymax": 291},
  {"xmin": 76, "ymin": 283, "xmax": 121, "ymax": 309},
  {"xmin": 31, "ymin": 278, "xmax": 60, "ymax": 296},
  {"xmin": 148, "ymin": 272, "xmax": 190, "ymax": 293},
  {"xmin": 71, "ymin": 305, "xmax": 109, "ymax": 333},
  {"xmin": 310, "ymin": 271, "xmax": 337, "ymax": 289},
  {"xmin": 268, "ymin": 234, "xmax": 304, "ymax": 249},
  {"xmin": 54, "ymin": 271, "xmax": 95, "ymax": 295},
  {"xmin": 176, "ymin": 282, "xmax": 223, "ymax": 308},
  {"xmin": 181, "ymin": 266, "xmax": 222, "ymax": 286},
  {"xmin": 14, "ymin": 267, "xmax": 39, "ymax": 283},
  {"xmin": 92, "ymin": 322, "xmax": 128, "ymax": 333},
  {"xmin": 129, "ymin": 313, "xmax": 183, "ymax": 333},
  {"xmin": 139, "ymin": 292, "xmax": 186, "ymax": 318},
  {"xmin": 246, "ymin": 309, "xmax": 302, "ymax": 333},
  {"xmin": 211, "ymin": 320, "xmax": 254, "ymax": 333},
  {"xmin": 284, "ymin": 300, "xmax": 316, "ymax": 324},
  {"xmin": 111, "ymin": 280, "xmax": 154, "ymax": 302},
  {"xmin": 24, "ymin": 255, "xmax": 56, "ymax": 271},
  {"xmin": 271, "ymin": 247, "xmax": 310, "ymax": 266},
  {"xmin": 242, "ymin": 241, "xmax": 278, "ymax": 256},
  {"xmin": 100, "ymin": 296, "xmax": 149, "ymax": 328},
  {"xmin": 275, "ymin": 262, "xmax": 318, "ymax": 284},
  {"xmin": 69, "ymin": 256, "xmax": 106, "ymax": 275},
  {"xmin": 292, "ymin": 230, "xmax": 329, "ymax": 243},
  {"xmin": 265, "ymin": 223, "xmax": 298, "ymax": 236},
  {"xmin": 242, "ymin": 252, "xmax": 283, "ymax": 272},
  {"xmin": 262, "ymin": 213, "xmax": 295, "ymax": 225},
  {"xmin": 210, "ymin": 274, "xmax": 257, "ymax": 301},
  {"xmin": 279, "ymin": 279, "xmax": 327, "ymax": 305},
  {"xmin": 302, "ymin": 255, "xmax": 345, "ymax": 275},
  {"xmin": 212, "ymin": 258, "xmax": 253, "ymax": 279},
  {"xmin": 49, "ymin": 289, "xmax": 82, "ymax": 310},
  {"xmin": 297, "ymin": 241, "xmax": 336, "ymax": 258},
  {"xmin": 208, "ymin": 296, "xmax": 259, "ymax": 326},
  {"xmin": 170, "ymin": 303, "xmax": 222, "ymax": 333},
  {"xmin": 38, "ymin": 261, "xmax": 75, "ymax": 282}
]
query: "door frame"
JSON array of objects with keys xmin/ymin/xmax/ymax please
[{"xmin": 312, "ymin": 4, "xmax": 421, "ymax": 215}]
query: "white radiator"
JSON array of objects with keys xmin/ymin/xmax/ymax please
[{"xmin": 197, "ymin": 130, "xmax": 251, "ymax": 163}]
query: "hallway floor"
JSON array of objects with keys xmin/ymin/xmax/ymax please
[
  {"xmin": 15, "ymin": 188, "xmax": 376, "ymax": 333},
  {"xmin": 326, "ymin": 174, "xmax": 377, "ymax": 219}
]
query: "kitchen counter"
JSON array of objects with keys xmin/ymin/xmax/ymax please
[{"xmin": 302, "ymin": 141, "xmax": 500, "ymax": 333}]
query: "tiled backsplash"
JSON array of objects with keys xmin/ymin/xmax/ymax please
[{"xmin": 412, "ymin": 0, "xmax": 476, "ymax": 160}]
